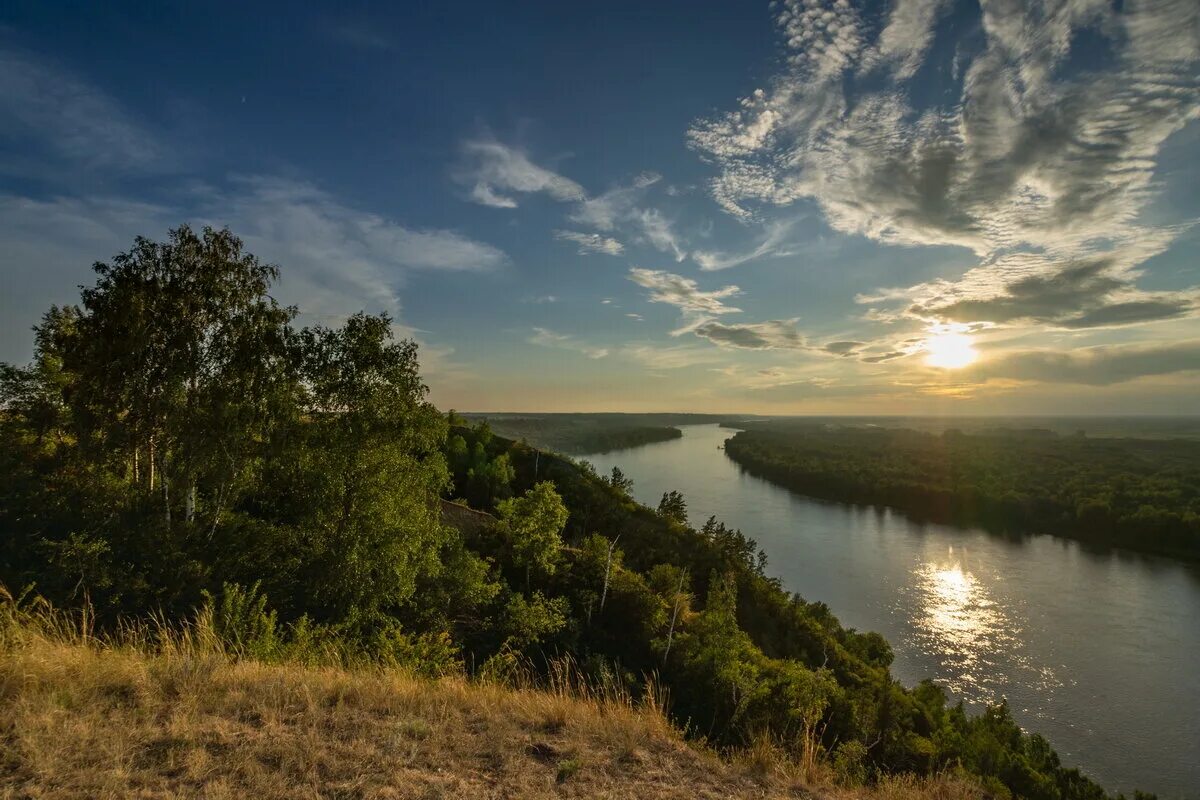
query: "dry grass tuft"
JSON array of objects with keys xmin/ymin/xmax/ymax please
[{"xmin": 0, "ymin": 591, "xmax": 986, "ymax": 799}]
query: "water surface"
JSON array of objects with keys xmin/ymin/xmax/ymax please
[{"xmin": 582, "ymin": 424, "xmax": 1200, "ymax": 799}]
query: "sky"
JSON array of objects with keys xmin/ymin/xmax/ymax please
[{"xmin": 1, "ymin": 0, "xmax": 1198, "ymax": 414}]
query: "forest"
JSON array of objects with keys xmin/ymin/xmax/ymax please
[
  {"xmin": 463, "ymin": 413, "xmax": 694, "ymax": 454},
  {"xmin": 723, "ymin": 422, "xmax": 1200, "ymax": 560},
  {"xmin": 0, "ymin": 227, "xmax": 1156, "ymax": 800}
]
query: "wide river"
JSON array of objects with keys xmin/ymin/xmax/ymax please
[{"xmin": 581, "ymin": 424, "xmax": 1200, "ymax": 799}]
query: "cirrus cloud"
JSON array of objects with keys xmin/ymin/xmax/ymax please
[{"xmin": 689, "ymin": 0, "xmax": 1200, "ymax": 336}]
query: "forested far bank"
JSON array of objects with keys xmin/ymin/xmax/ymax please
[
  {"xmin": 723, "ymin": 423, "xmax": 1200, "ymax": 560},
  {"xmin": 463, "ymin": 413, "xmax": 694, "ymax": 455},
  {"xmin": 0, "ymin": 227, "xmax": 1158, "ymax": 800}
]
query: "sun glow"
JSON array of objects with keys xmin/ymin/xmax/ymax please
[{"xmin": 923, "ymin": 332, "xmax": 978, "ymax": 369}]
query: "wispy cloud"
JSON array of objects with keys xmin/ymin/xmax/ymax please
[
  {"xmin": 822, "ymin": 340, "xmax": 866, "ymax": 357},
  {"xmin": 860, "ymin": 0, "xmax": 951, "ymax": 80},
  {"xmin": 569, "ymin": 172, "xmax": 661, "ymax": 230},
  {"xmin": 0, "ymin": 177, "xmax": 508, "ymax": 362},
  {"xmin": 622, "ymin": 344, "xmax": 725, "ymax": 369},
  {"xmin": 328, "ymin": 21, "xmax": 393, "ymax": 50},
  {"xmin": 966, "ymin": 340, "xmax": 1200, "ymax": 385},
  {"xmin": 458, "ymin": 140, "xmax": 586, "ymax": 208},
  {"xmin": 689, "ymin": 0, "xmax": 1200, "ymax": 337},
  {"xmin": 900, "ymin": 251, "xmax": 1200, "ymax": 330},
  {"xmin": 566, "ymin": 172, "xmax": 688, "ymax": 260},
  {"xmin": 554, "ymin": 229, "xmax": 624, "ymax": 255},
  {"xmin": 528, "ymin": 327, "xmax": 609, "ymax": 359},
  {"xmin": 633, "ymin": 208, "xmax": 687, "ymax": 262},
  {"xmin": 692, "ymin": 220, "xmax": 796, "ymax": 271},
  {"xmin": 691, "ymin": 319, "xmax": 806, "ymax": 350},
  {"xmin": 627, "ymin": 268, "xmax": 741, "ymax": 315},
  {"xmin": 0, "ymin": 47, "xmax": 167, "ymax": 174}
]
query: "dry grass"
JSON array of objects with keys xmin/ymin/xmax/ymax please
[{"xmin": 0, "ymin": 595, "xmax": 985, "ymax": 800}]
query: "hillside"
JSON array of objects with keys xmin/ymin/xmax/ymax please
[
  {"xmin": 0, "ymin": 613, "xmax": 982, "ymax": 800},
  {"xmin": 0, "ymin": 229, "xmax": 1142, "ymax": 800}
]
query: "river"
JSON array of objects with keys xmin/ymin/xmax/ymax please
[{"xmin": 580, "ymin": 424, "xmax": 1200, "ymax": 799}]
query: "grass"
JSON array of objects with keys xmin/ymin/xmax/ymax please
[{"xmin": 0, "ymin": 591, "xmax": 985, "ymax": 799}]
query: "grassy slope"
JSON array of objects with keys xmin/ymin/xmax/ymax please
[{"xmin": 0, "ymin": 628, "xmax": 982, "ymax": 799}]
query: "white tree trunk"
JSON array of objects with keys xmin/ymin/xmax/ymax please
[
  {"xmin": 600, "ymin": 535, "xmax": 620, "ymax": 613},
  {"xmin": 185, "ymin": 481, "xmax": 196, "ymax": 523},
  {"xmin": 161, "ymin": 450, "xmax": 171, "ymax": 526}
]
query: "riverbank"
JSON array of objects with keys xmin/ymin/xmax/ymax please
[{"xmin": 722, "ymin": 424, "xmax": 1200, "ymax": 561}]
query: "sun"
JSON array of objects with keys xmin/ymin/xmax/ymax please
[{"xmin": 924, "ymin": 332, "xmax": 978, "ymax": 369}]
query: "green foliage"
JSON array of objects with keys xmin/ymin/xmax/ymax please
[
  {"xmin": 501, "ymin": 590, "xmax": 569, "ymax": 650},
  {"xmin": 496, "ymin": 482, "xmax": 569, "ymax": 582},
  {"xmin": 0, "ymin": 228, "xmax": 450, "ymax": 628},
  {"xmin": 203, "ymin": 581, "xmax": 282, "ymax": 661},
  {"xmin": 657, "ymin": 490, "xmax": 688, "ymax": 525},
  {"xmin": 607, "ymin": 466, "xmax": 633, "ymax": 494},
  {"xmin": 447, "ymin": 421, "xmax": 516, "ymax": 508}
]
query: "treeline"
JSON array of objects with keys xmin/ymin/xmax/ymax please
[
  {"xmin": 723, "ymin": 423, "xmax": 1200, "ymax": 559},
  {"xmin": 469, "ymin": 414, "xmax": 686, "ymax": 454},
  {"xmin": 0, "ymin": 228, "xmax": 1150, "ymax": 800}
]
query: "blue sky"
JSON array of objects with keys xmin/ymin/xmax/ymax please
[{"xmin": 2, "ymin": 0, "xmax": 1198, "ymax": 413}]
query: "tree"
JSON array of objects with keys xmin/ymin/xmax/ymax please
[
  {"xmin": 658, "ymin": 490, "xmax": 688, "ymax": 524},
  {"xmin": 496, "ymin": 481, "xmax": 569, "ymax": 588},
  {"xmin": 608, "ymin": 466, "xmax": 633, "ymax": 493},
  {"xmin": 265, "ymin": 312, "xmax": 451, "ymax": 624},
  {"xmin": 61, "ymin": 225, "xmax": 296, "ymax": 529}
]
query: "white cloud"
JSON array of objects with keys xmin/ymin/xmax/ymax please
[
  {"xmin": 692, "ymin": 220, "xmax": 796, "ymax": 271},
  {"xmin": 627, "ymin": 268, "xmax": 742, "ymax": 315},
  {"xmin": 554, "ymin": 230, "xmax": 625, "ymax": 255},
  {"xmin": 622, "ymin": 344, "xmax": 725, "ymax": 369},
  {"xmin": 565, "ymin": 173, "xmax": 688, "ymax": 259},
  {"xmin": 458, "ymin": 140, "xmax": 586, "ymax": 208},
  {"xmin": 569, "ymin": 172, "xmax": 661, "ymax": 230},
  {"xmin": 877, "ymin": 234, "xmax": 1200, "ymax": 330},
  {"xmin": 966, "ymin": 340, "xmax": 1200, "ymax": 385},
  {"xmin": 689, "ymin": 0, "xmax": 1200, "ymax": 334},
  {"xmin": 861, "ymin": 0, "xmax": 952, "ymax": 80},
  {"xmin": 634, "ymin": 208, "xmax": 687, "ymax": 262},
  {"xmin": 528, "ymin": 327, "xmax": 609, "ymax": 359},
  {"xmin": 0, "ymin": 47, "xmax": 167, "ymax": 175},
  {"xmin": 469, "ymin": 182, "xmax": 518, "ymax": 208}
]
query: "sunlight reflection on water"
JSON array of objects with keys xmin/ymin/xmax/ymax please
[{"xmin": 905, "ymin": 548, "xmax": 1062, "ymax": 707}]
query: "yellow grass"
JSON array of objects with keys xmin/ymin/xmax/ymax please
[{"xmin": 0, "ymin": 594, "xmax": 985, "ymax": 799}]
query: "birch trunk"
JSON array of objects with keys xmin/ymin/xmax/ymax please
[
  {"xmin": 185, "ymin": 481, "xmax": 196, "ymax": 523},
  {"xmin": 161, "ymin": 449, "xmax": 171, "ymax": 526}
]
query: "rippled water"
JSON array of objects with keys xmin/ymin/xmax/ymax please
[{"xmin": 582, "ymin": 424, "xmax": 1200, "ymax": 799}]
